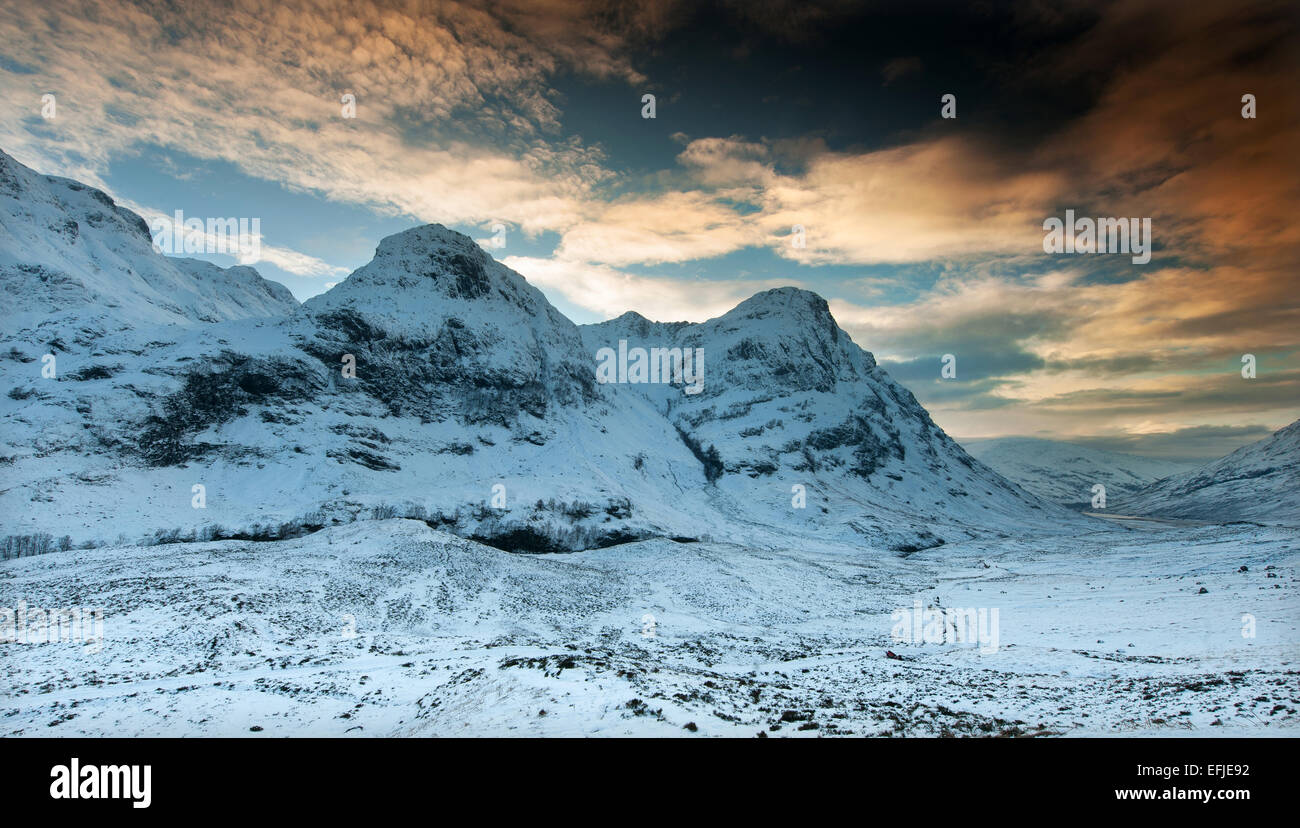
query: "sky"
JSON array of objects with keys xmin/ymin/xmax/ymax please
[{"xmin": 1, "ymin": 0, "xmax": 1297, "ymax": 459}]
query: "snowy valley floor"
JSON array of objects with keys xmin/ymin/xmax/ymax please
[{"xmin": 2, "ymin": 517, "xmax": 1296, "ymax": 737}]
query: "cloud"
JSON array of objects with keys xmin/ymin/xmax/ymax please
[
  {"xmin": 555, "ymin": 190, "xmax": 764, "ymax": 266},
  {"xmin": 1031, "ymin": 0, "xmax": 1300, "ymax": 272},
  {"xmin": 503, "ymin": 255, "xmax": 797, "ymax": 322},
  {"xmin": 809, "ymin": 0, "xmax": 1300, "ymax": 446},
  {"xmin": 1066, "ymin": 423, "xmax": 1282, "ymax": 461},
  {"xmin": 827, "ymin": 261, "xmax": 1300, "ymax": 441},
  {"xmin": 542, "ymin": 130, "xmax": 1070, "ymax": 275},
  {"xmin": 675, "ymin": 137, "xmax": 772, "ymax": 187},
  {"xmin": 254, "ymin": 244, "xmax": 352, "ymax": 278},
  {"xmin": 0, "ymin": 0, "xmax": 628, "ymax": 238},
  {"xmin": 663, "ymin": 134, "xmax": 1068, "ymax": 265}
]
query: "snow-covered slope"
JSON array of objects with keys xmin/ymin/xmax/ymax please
[
  {"xmin": 580, "ymin": 290, "xmax": 1080, "ymax": 547},
  {"xmin": 1124, "ymin": 421, "xmax": 1300, "ymax": 525},
  {"xmin": 5, "ymin": 518, "xmax": 1294, "ymax": 736},
  {"xmin": 0, "ymin": 153, "xmax": 1088, "ymax": 553},
  {"xmin": 963, "ymin": 437, "xmax": 1197, "ymax": 510},
  {"xmin": 0, "ymin": 150, "xmax": 297, "ymax": 343}
]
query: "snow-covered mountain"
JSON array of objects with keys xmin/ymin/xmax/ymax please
[
  {"xmin": 0, "ymin": 149, "xmax": 297, "ymax": 343},
  {"xmin": 1124, "ymin": 420, "xmax": 1300, "ymax": 525},
  {"xmin": 580, "ymin": 292, "xmax": 1078, "ymax": 548},
  {"xmin": 0, "ymin": 151, "xmax": 1089, "ymax": 554},
  {"xmin": 962, "ymin": 437, "xmax": 1197, "ymax": 511}
]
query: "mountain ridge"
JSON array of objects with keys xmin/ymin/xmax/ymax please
[
  {"xmin": 0, "ymin": 150, "xmax": 1090, "ymax": 554},
  {"xmin": 0, "ymin": 149, "xmax": 297, "ymax": 341}
]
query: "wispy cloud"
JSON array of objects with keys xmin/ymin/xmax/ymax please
[{"xmin": 127, "ymin": 203, "xmax": 350, "ymax": 278}]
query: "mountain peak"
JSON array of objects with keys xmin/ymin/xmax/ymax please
[
  {"xmin": 708, "ymin": 286, "xmax": 846, "ymax": 356},
  {"xmin": 731, "ymin": 287, "xmax": 830, "ymax": 316},
  {"xmin": 372, "ymin": 223, "xmax": 481, "ymax": 260},
  {"xmin": 719, "ymin": 287, "xmax": 843, "ymax": 342},
  {"xmin": 309, "ymin": 223, "xmax": 507, "ymax": 317},
  {"xmin": 301, "ymin": 221, "xmax": 591, "ymax": 398}
]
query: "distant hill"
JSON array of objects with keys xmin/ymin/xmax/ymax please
[
  {"xmin": 1124, "ymin": 421, "xmax": 1300, "ymax": 525},
  {"xmin": 963, "ymin": 437, "xmax": 1198, "ymax": 511}
]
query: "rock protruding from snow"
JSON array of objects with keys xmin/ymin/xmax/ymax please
[{"xmin": 1125, "ymin": 420, "xmax": 1300, "ymax": 525}]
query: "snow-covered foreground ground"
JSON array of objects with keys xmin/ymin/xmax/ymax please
[{"xmin": 3, "ymin": 518, "xmax": 1296, "ymax": 737}]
